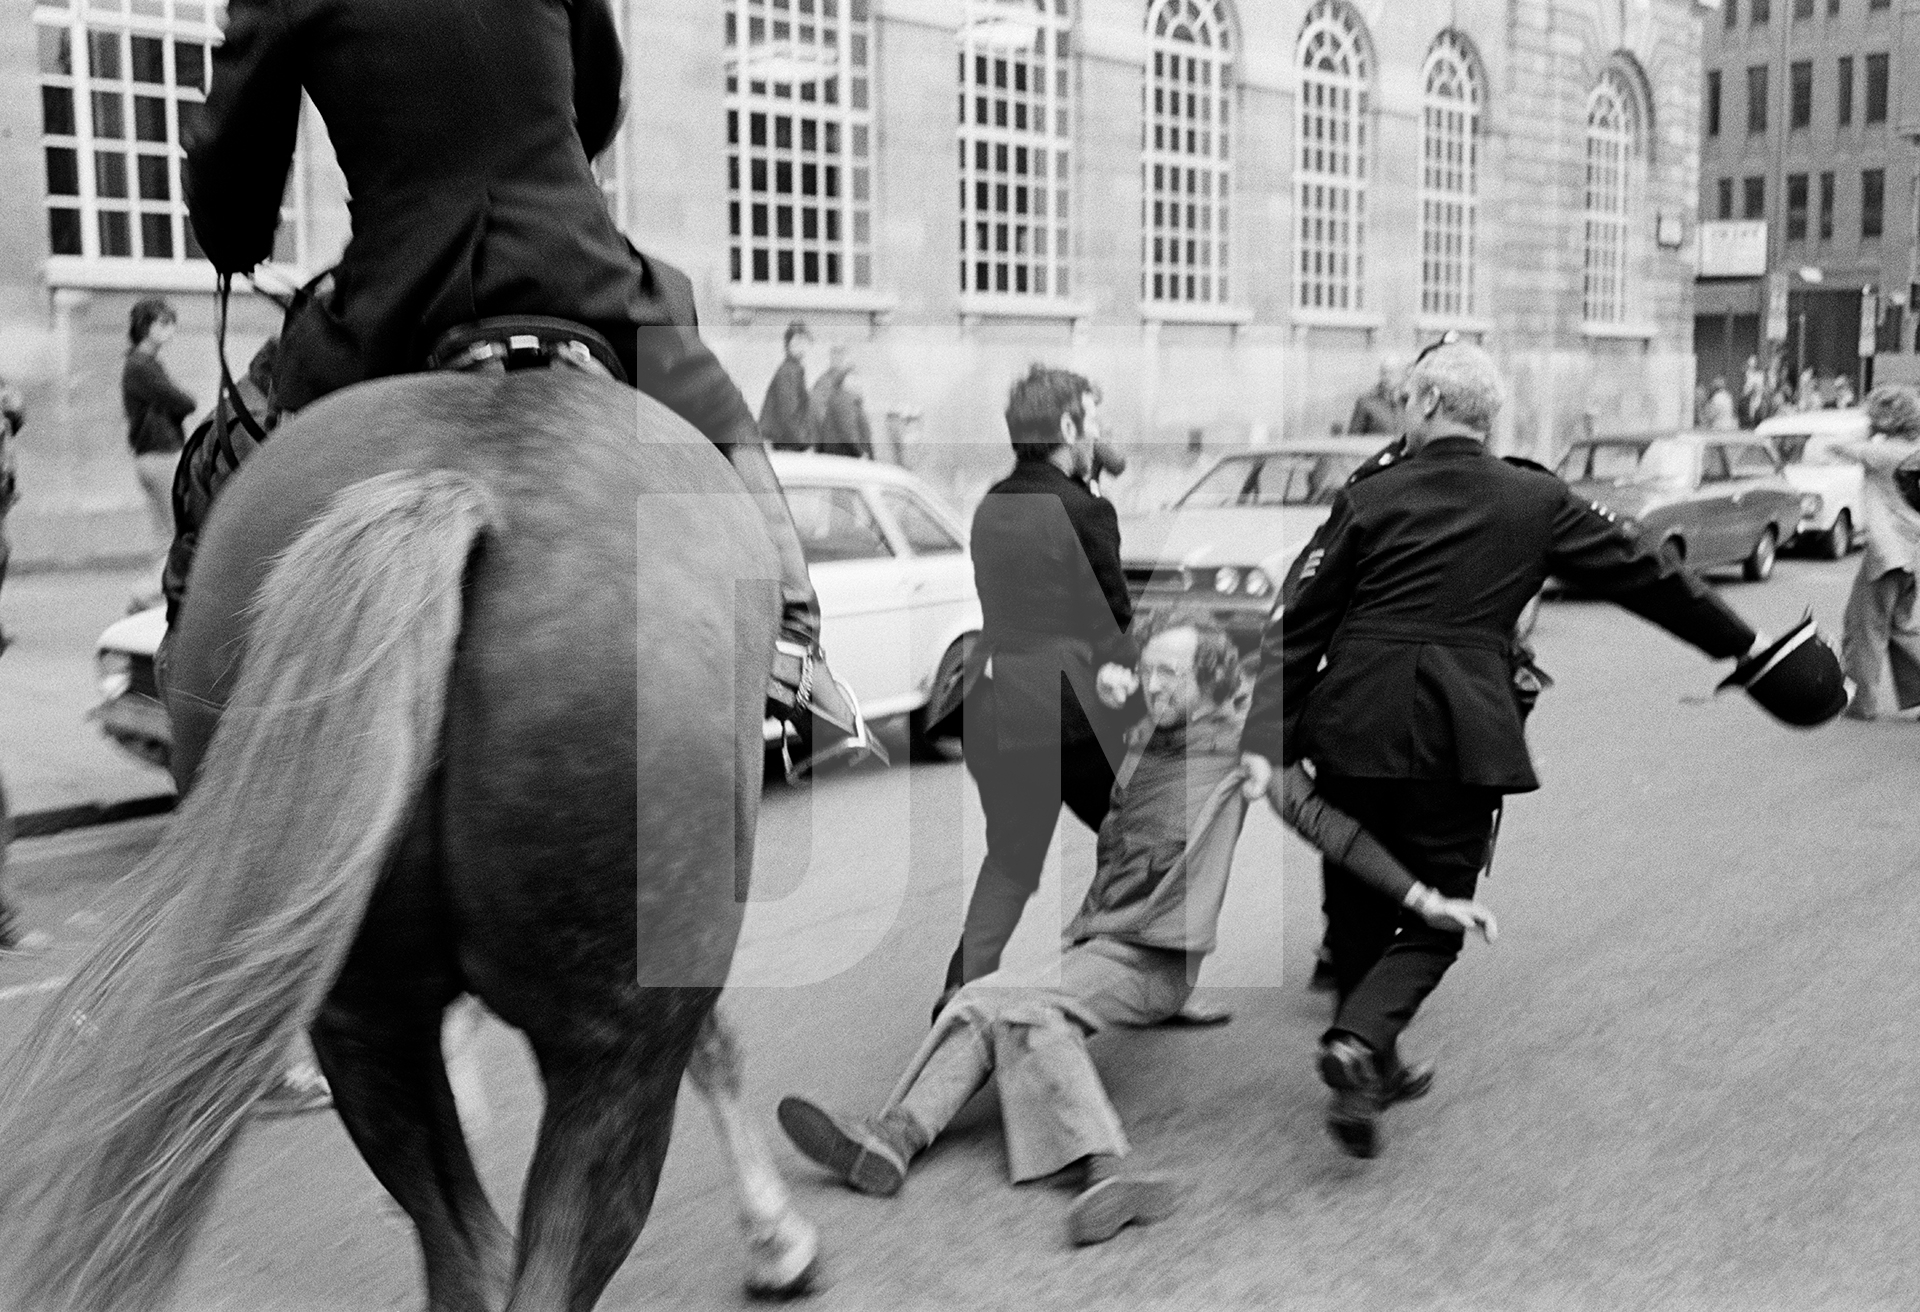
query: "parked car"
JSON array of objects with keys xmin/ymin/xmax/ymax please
[
  {"xmin": 1554, "ymin": 432, "xmax": 1806, "ymax": 581},
  {"xmin": 90, "ymin": 453, "xmax": 982, "ymax": 772},
  {"xmin": 1116, "ymin": 438, "xmax": 1389, "ymax": 649},
  {"xmin": 1753, "ymin": 408, "xmax": 1870, "ymax": 558}
]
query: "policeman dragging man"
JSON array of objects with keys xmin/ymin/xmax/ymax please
[{"xmin": 1240, "ymin": 342, "xmax": 1848, "ymax": 1159}]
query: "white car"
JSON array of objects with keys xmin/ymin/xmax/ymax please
[
  {"xmin": 1754, "ymin": 409, "xmax": 1870, "ymax": 558},
  {"xmin": 91, "ymin": 453, "xmax": 982, "ymax": 772}
]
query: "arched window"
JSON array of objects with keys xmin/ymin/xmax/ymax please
[
  {"xmin": 1295, "ymin": 0, "xmax": 1370, "ymax": 312},
  {"xmin": 1143, "ymin": 0, "xmax": 1234, "ymax": 305},
  {"xmin": 1583, "ymin": 68, "xmax": 1642, "ymax": 325},
  {"xmin": 957, "ymin": 0, "xmax": 1074, "ymax": 299},
  {"xmin": 724, "ymin": 0, "xmax": 876, "ymax": 290},
  {"xmin": 1420, "ymin": 32, "xmax": 1481, "ymax": 319}
]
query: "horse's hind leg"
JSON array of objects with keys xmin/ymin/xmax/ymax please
[
  {"xmin": 686, "ymin": 1004, "xmax": 821, "ymax": 1297},
  {"xmin": 311, "ymin": 830, "xmax": 514, "ymax": 1312},
  {"xmin": 503, "ymin": 991, "xmax": 716, "ymax": 1312}
]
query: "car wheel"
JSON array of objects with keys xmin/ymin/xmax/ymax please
[
  {"xmin": 1743, "ymin": 526, "xmax": 1778, "ymax": 582},
  {"xmin": 909, "ymin": 634, "xmax": 973, "ymax": 763},
  {"xmin": 1821, "ymin": 510, "xmax": 1853, "ymax": 561}
]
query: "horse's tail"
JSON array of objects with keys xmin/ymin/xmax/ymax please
[{"xmin": 0, "ymin": 469, "xmax": 493, "ymax": 1312}]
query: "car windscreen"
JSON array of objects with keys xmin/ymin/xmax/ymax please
[
  {"xmin": 1177, "ymin": 452, "xmax": 1369, "ymax": 509},
  {"xmin": 1559, "ymin": 440, "xmax": 1689, "ymax": 487}
]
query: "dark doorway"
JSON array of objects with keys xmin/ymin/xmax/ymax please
[{"xmin": 1694, "ymin": 312, "xmax": 1761, "ymax": 391}]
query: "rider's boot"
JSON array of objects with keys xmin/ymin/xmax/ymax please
[{"xmin": 724, "ymin": 441, "xmax": 884, "ymax": 778}]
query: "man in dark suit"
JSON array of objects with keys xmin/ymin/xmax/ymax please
[
  {"xmin": 937, "ymin": 366, "xmax": 1140, "ymax": 1005},
  {"xmin": 1239, "ymin": 341, "xmax": 1783, "ymax": 1159},
  {"xmin": 180, "ymin": 0, "xmax": 865, "ymax": 756},
  {"xmin": 760, "ymin": 322, "xmax": 815, "ymax": 451}
]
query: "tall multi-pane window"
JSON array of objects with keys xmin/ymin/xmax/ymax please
[
  {"xmin": 1583, "ymin": 69, "xmax": 1639, "ymax": 326},
  {"xmin": 956, "ymin": 0, "xmax": 1072, "ymax": 299},
  {"xmin": 1787, "ymin": 173, "xmax": 1809, "ymax": 240},
  {"xmin": 1717, "ymin": 177, "xmax": 1734, "ymax": 221},
  {"xmin": 1295, "ymin": 0, "xmax": 1370, "ymax": 312},
  {"xmin": 1419, "ymin": 32, "xmax": 1480, "ymax": 319},
  {"xmin": 1726, "ymin": 0, "xmax": 1738, "ymax": 26},
  {"xmin": 1743, "ymin": 175, "xmax": 1765, "ymax": 219},
  {"xmin": 1838, "ymin": 56, "xmax": 1853, "ymax": 125},
  {"xmin": 1790, "ymin": 61, "xmax": 1812, "ymax": 128},
  {"xmin": 1865, "ymin": 52, "xmax": 1888, "ymax": 123},
  {"xmin": 1862, "ymin": 168, "xmax": 1885, "ymax": 237},
  {"xmin": 1747, "ymin": 65, "xmax": 1768, "ymax": 134},
  {"xmin": 1752, "ymin": 0, "xmax": 1771, "ymax": 21},
  {"xmin": 35, "ymin": 0, "xmax": 305, "ymax": 269},
  {"xmin": 1819, "ymin": 170, "xmax": 1835, "ymax": 239},
  {"xmin": 1794, "ymin": 0, "xmax": 1812, "ymax": 18},
  {"xmin": 724, "ymin": 0, "xmax": 875, "ymax": 290},
  {"xmin": 1142, "ymin": 0, "xmax": 1234, "ymax": 305},
  {"xmin": 1707, "ymin": 69, "xmax": 1721, "ymax": 137}
]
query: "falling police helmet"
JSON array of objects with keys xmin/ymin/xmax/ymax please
[{"xmin": 1715, "ymin": 614, "xmax": 1850, "ymax": 727}]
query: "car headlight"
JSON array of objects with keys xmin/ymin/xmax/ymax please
[
  {"xmin": 96, "ymin": 650, "xmax": 133, "ymax": 700},
  {"xmin": 1244, "ymin": 568, "xmax": 1272, "ymax": 598},
  {"xmin": 1213, "ymin": 567, "xmax": 1240, "ymax": 594},
  {"xmin": 1800, "ymin": 493, "xmax": 1823, "ymax": 519}
]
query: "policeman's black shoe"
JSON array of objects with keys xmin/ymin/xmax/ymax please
[
  {"xmin": 1382, "ymin": 1056, "xmax": 1435, "ymax": 1105},
  {"xmin": 1319, "ymin": 1035, "xmax": 1385, "ymax": 1159}
]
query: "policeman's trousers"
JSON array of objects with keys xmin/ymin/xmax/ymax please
[
  {"xmin": 1841, "ymin": 565, "xmax": 1920, "ymax": 717},
  {"xmin": 1313, "ymin": 775, "xmax": 1500, "ymax": 1058}
]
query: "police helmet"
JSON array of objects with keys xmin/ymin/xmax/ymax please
[{"xmin": 1715, "ymin": 614, "xmax": 1849, "ymax": 728}]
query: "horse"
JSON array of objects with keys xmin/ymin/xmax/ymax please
[{"xmin": 0, "ymin": 368, "xmax": 816, "ymax": 1310}]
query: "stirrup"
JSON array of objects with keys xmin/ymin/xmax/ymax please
[{"xmin": 770, "ymin": 640, "xmax": 888, "ymax": 782}]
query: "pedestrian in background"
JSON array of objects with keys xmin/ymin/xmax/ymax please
[
  {"xmin": 1346, "ymin": 354, "xmax": 1408, "ymax": 436},
  {"xmin": 1741, "ymin": 355, "xmax": 1767, "ymax": 427},
  {"xmin": 809, "ymin": 347, "xmax": 874, "ymax": 459},
  {"xmin": 121, "ymin": 298, "xmax": 195, "ymax": 613},
  {"xmin": 1833, "ymin": 385, "xmax": 1920, "ymax": 721},
  {"xmin": 0, "ymin": 381, "xmax": 22, "ymax": 653},
  {"xmin": 1706, "ymin": 377, "xmax": 1738, "ymax": 430},
  {"xmin": 760, "ymin": 320, "xmax": 815, "ymax": 451}
]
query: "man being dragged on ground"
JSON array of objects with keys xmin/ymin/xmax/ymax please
[{"xmin": 776, "ymin": 617, "xmax": 1493, "ymax": 1246}]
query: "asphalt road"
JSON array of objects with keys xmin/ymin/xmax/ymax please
[{"xmin": 3, "ymin": 555, "xmax": 1916, "ymax": 1311}]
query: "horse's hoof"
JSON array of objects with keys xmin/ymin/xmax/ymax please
[{"xmin": 744, "ymin": 1215, "xmax": 822, "ymax": 1301}]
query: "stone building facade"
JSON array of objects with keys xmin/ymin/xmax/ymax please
[
  {"xmin": 1, "ymin": 0, "xmax": 1710, "ymax": 567},
  {"xmin": 1695, "ymin": 0, "xmax": 1920, "ymax": 395}
]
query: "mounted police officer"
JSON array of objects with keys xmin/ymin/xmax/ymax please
[
  {"xmin": 176, "ymin": 0, "xmax": 866, "ymax": 762},
  {"xmin": 1239, "ymin": 342, "xmax": 1845, "ymax": 1160}
]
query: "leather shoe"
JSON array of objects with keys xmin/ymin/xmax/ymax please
[
  {"xmin": 1382, "ymin": 1056, "xmax": 1435, "ymax": 1105},
  {"xmin": 777, "ymin": 1096, "xmax": 908, "ymax": 1197},
  {"xmin": 1067, "ymin": 1173, "xmax": 1180, "ymax": 1246},
  {"xmin": 1318, "ymin": 1035, "xmax": 1385, "ymax": 1159}
]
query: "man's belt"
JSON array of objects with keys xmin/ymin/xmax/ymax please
[{"xmin": 1332, "ymin": 621, "xmax": 1510, "ymax": 653}]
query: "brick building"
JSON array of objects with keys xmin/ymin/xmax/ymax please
[
  {"xmin": 2, "ymin": 0, "xmax": 1711, "ymax": 567},
  {"xmin": 1695, "ymin": 0, "xmax": 1920, "ymax": 397}
]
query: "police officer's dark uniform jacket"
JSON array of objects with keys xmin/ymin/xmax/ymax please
[
  {"xmin": 937, "ymin": 456, "xmax": 1140, "ymax": 993},
  {"xmin": 1243, "ymin": 434, "xmax": 1757, "ymax": 783},
  {"xmin": 1240, "ymin": 429, "xmax": 1758, "ymax": 1066},
  {"xmin": 186, "ymin": 0, "xmax": 754, "ymax": 449}
]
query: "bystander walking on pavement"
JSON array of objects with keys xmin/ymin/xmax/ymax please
[
  {"xmin": 760, "ymin": 320, "xmax": 815, "ymax": 451},
  {"xmin": 1833, "ymin": 385, "xmax": 1920, "ymax": 721},
  {"xmin": 1345, "ymin": 354, "xmax": 1407, "ymax": 436},
  {"xmin": 120, "ymin": 298, "xmax": 195, "ymax": 614},
  {"xmin": 1706, "ymin": 377, "xmax": 1738, "ymax": 430},
  {"xmin": 0, "ymin": 381, "xmax": 22, "ymax": 653},
  {"xmin": 809, "ymin": 349, "xmax": 874, "ymax": 459}
]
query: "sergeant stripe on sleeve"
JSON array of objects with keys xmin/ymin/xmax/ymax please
[{"xmin": 1299, "ymin": 547, "xmax": 1325, "ymax": 582}]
